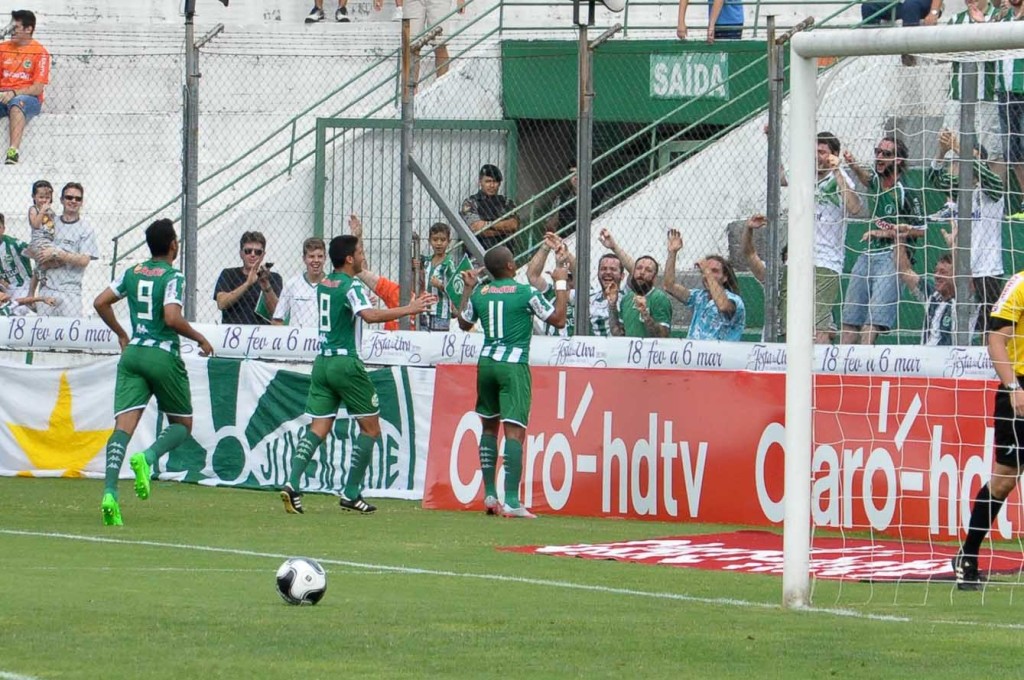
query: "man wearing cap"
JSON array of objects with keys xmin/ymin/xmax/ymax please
[{"xmin": 460, "ymin": 164, "xmax": 520, "ymax": 252}]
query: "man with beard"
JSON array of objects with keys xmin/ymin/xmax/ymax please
[
  {"xmin": 591, "ymin": 252, "xmax": 625, "ymax": 337},
  {"xmin": 598, "ymin": 228, "xmax": 672, "ymax": 338},
  {"xmin": 663, "ymin": 229, "xmax": 745, "ymax": 341},
  {"xmin": 841, "ymin": 135, "xmax": 924, "ymax": 345},
  {"xmin": 460, "ymin": 164, "xmax": 520, "ymax": 252}
]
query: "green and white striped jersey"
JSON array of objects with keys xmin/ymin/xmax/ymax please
[
  {"xmin": 0, "ymin": 234, "xmax": 31, "ymax": 289},
  {"xmin": 462, "ymin": 278, "xmax": 555, "ymax": 363},
  {"xmin": 949, "ymin": 7, "xmax": 999, "ymax": 101},
  {"xmin": 317, "ymin": 271, "xmax": 373, "ymax": 357},
  {"xmin": 423, "ymin": 253, "xmax": 454, "ymax": 320},
  {"xmin": 110, "ymin": 260, "xmax": 185, "ymax": 354},
  {"xmin": 538, "ymin": 278, "xmax": 575, "ymax": 336},
  {"xmin": 998, "ymin": 11, "xmax": 1024, "ymax": 94}
]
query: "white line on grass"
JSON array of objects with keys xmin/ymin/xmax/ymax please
[
  {"xmin": 0, "ymin": 671, "xmax": 41, "ymax": 680},
  {"xmin": 5, "ymin": 528, "xmax": 1021, "ymax": 630}
]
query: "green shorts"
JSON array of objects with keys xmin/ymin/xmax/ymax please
[
  {"xmin": 113, "ymin": 344, "xmax": 193, "ymax": 417},
  {"xmin": 814, "ymin": 267, "xmax": 841, "ymax": 332},
  {"xmin": 306, "ymin": 355, "xmax": 379, "ymax": 419},
  {"xmin": 475, "ymin": 357, "xmax": 532, "ymax": 426}
]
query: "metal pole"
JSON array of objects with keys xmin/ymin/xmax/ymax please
[
  {"xmin": 576, "ymin": 21, "xmax": 592, "ymax": 336},
  {"xmin": 764, "ymin": 16, "xmax": 783, "ymax": 342},
  {"xmin": 182, "ymin": 4, "xmax": 199, "ymax": 321},
  {"xmin": 955, "ymin": 63, "xmax": 978, "ymax": 346},
  {"xmin": 398, "ymin": 18, "xmax": 414, "ymax": 330}
]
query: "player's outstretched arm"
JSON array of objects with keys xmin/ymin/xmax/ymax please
[
  {"xmin": 358, "ymin": 292, "xmax": 437, "ymax": 325},
  {"xmin": 456, "ymin": 268, "xmax": 480, "ymax": 331},
  {"xmin": 164, "ymin": 303, "xmax": 214, "ymax": 356},
  {"xmin": 544, "ymin": 267, "xmax": 570, "ymax": 329},
  {"xmin": 93, "ymin": 288, "xmax": 129, "ymax": 350}
]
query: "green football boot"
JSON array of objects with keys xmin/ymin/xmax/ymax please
[
  {"xmin": 101, "ymin": 493, "xmax": 123, "ymax": 526},
  {"xmin": 129, "ymin": 453, "xmax": 151, "ymax": 500}
]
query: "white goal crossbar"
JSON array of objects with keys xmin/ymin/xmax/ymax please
[{"xmin": 783, "ymin": 22, "xmax": 1024, "ymax": 609}]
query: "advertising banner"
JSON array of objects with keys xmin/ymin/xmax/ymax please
[
  {"xmin": 0, "ymin": 357, "xmax": 434, "ymax": 499},
  {"xmin": 423, "ymin": 366, "xmax": 1018, "ymax": 540}
]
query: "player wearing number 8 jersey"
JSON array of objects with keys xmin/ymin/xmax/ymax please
[
  {"xmin": 457, "ymin": 246, "xmax": 568, "ymax": 518},
  {"xmin": 280, "ymin": 235, "xmax": 435, "ymax": 515},
  {"xmin": 93, "ymin": 218, "xmax": 214, "ymax": 526}
]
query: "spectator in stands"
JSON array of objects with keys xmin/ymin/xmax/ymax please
[
  {"xmin": 213, "ymin": 231, "xmax": 283, "ymax": 325},
  {"xmin": 663, "ymin": 228, "xmax": 745, "ymax": 341},
  {"xmin": 0, "ymin": 10, "xmax": 50, "ymax": 165},
  {"xmin": 895, "ymin": 230, "xmax": 956, "ymax": 346},
  {"xmin": 421, "ymin": 222, "xmax": 456, "ymax": 331},
  {"xmin": 460, "ymin": 164, "xmax": 520, "ymax": 252},
  {"xmin": 944, "ymin": 0, "xmax": 1001, "ymax": 169},
  {"xmin": 676, "ymin": 0, "xmax": 744, "ymax": 42},
  {"xmin": 591, "ymin": 252, "xmax": 625, "ymax": 337},
  {"xmin": 927, "ymin": 129, "xmax": 1005, "ymax": 340},
  {"xmin": 841, "ymin": 134, "xmax": 924, "ymax": 345},
  {"xmin": 598, "ymin": 228, "xmax": 672, "ymax": 338},
  {"xmin": 406, "ymin": 0, "xmax": 465, "ymax": 84},
  {"xmin": 527, "ymin": 231, "xmax": 576, "ymax": 336},
  {"xmin": 348, "ymin": 214, "xmax": 406, "ymax": 331},
  {"xmin": 740, "ymin": 213, "xmax": 789, "ymax": 338},
  {"xmin": 860, "ymin": 0, "xmax": 942, "ymax": 27},
  {"xmin": 544, "ymin": 163, "xmax": 602, "ymax": 237},
  {"xmin": 272, "ymin": 237, "xmax": 326, "ymax": 328},
  {"xmin": 35, "ymin": 183, "xmax": 98, "ymax": 317},
  {"xmin": 0, "ymin": 212, "xmax": 32, "ymax": 302},
  {"xmin": 305, "ymin": 0, "xmax": 350, "ymax": 23},
  {"xmin": 997, "ymin": 0, "xmax": 1024, "ymax": 213}
]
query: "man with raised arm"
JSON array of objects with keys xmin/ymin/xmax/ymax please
[
  {"xmin": 598, "ymin": 227, "xmax": 672, "ymax": 338},
  {"xmin": 457, "ymin": 245, "xmax": 567, "ymax": 517},
  {"xmin": 280, "ymin": 235, "xmax": 434, "ymax": 515},
  {"xmin": 92, "ymin": 218, "xmax": 214, "ymax": 526},
  {"xmin": 526, "ymin": 231, "xmax": 575, "ymax": 336},
  {"xmin": 663, "ymin": 228, "xmax": 745, "ymax": 341}
]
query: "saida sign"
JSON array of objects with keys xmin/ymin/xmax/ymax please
[{"xmin": 650, "ymin": 53, "xmax": 729, "ymax": 100}]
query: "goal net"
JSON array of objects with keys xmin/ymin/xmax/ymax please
[{"xmin": 784, "ymin": 21, "xmax": 1024, "ymax": 608}]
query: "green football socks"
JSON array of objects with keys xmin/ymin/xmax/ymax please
[
  {"xmin": 142, "ymin": 423, "xmax": 189, "ymax": 465},
  {"xmin": 502, "ymin": 439, "xmax": 523, "ymax": 510},
  {"xmin": 103, "ymin": 430, "xmax": 131, "ymax": 499},
  {"xmin": 288, "ymin": 430, "xmax": 323, "ymax": 490},
  {"xmin": 342, "ymin": 433, "xmax": 377, "ymax": 500},
  {"xmin": 479, "ymin": 434, "xmax": 498, "ymax": 499}
]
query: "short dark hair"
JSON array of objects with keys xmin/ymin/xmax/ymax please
[
  {"xmin": 598, "ymin": 253, "xmax": 622, "ymax": 273},
  {"xmin": 429, "ymin": 223, "xmax": 451, "ymax": 238},
  {"xmin": 329, "ymin": 235, "xmax": 359, "ymax": 268},
  {"xmin": 239, "ymin": 231, "xmax": 266, "ymax": 250},
  {"xmin": 0, "ymin": 213, "xmax": 6, "ymax": 228},
  {"xmin": 479, "ymin": 164, "xmax": 503, "ymax": 183},
  {"xmin": 146, "ymin": 218, "xmax": 177, "ymax": 257},
  {"xmin": 61, "ymin": 182, "xmax": 83, "ymax": 200},
  {"xmin": 483, "ymin": 246, "xmax": 514, "ymax": 279},
  {"xmin": 302, "ymin": 237, "xmax": 326, "ymax": 255},
  {"xmin": 937, "ymin": 253, "xmax": 953, "ymax": 266},
  {"xmin": 11, "ymin": 10, "xmax": 35, "ymax": 31},
  {"xmin": 635, "ymin": 255, "xmax": 660, "ymax": 275},
  {"xmin": 31, "ymin": 179, "xmax": 52, "ymax": 196},
  {"xmin": 817, "ymin": 131, "xmax": 841, "ymax": 156}
]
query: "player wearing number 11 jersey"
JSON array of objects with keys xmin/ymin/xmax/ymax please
[
  {"xmin": 457, "ymin": 246, "xmax": 568, "ymax": 518},
  {"xmin": 93, "ymin": 219, "xmax": 214, "ymax": 526}
]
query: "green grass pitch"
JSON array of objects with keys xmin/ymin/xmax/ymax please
[{"xmin": 0, "ymin": 476, "xmax": 1020, "ymax": 679}]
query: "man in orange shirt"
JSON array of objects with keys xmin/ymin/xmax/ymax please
[
  {"xmin": 0, "ymin": 10, "xmax": 49, "ymax": 165},
  {"xmin": 348, "ymin": 214, "xmax": 415, "ymax": 331}
]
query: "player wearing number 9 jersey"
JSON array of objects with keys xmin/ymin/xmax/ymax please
[
  {"xmin": 92, "ymin": 218, "xmax": 214, "ymax": 526},
  {"xmin": 457, "ymin": 245, "xmax": 568, "ymax": 518},
  {"xmin": 280, "ymin": 235, "xmax": 435, "ymax": 516}
]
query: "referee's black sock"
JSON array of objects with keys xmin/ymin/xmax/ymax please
[{"xmin": 962, "ymin": 484, "xmax": 1005, "ymax": 558}]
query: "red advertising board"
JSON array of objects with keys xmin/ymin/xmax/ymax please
[{"xmin": 424, "ymin": 366, "xmax": 1022, "ymax": 540}]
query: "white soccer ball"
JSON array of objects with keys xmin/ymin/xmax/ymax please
[{"xmin": 275, "ymin": 557, "xmax": 327, "ymax": 606}]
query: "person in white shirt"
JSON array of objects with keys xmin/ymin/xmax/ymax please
[{"xmin": 272, "ymin": 237, "xmax": 326, "ymax": 328}]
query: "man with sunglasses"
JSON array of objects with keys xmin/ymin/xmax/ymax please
[
  {"xmin": 841, "ymin": 135, "xmax": 925, "ymax": 345},
  {"xmin": 213, "ymin": 231, "xmax": 283, "ymax": 325},
  {"xmin": 35, "ymin": 182, "xmax": 98, "ymax": 317}
]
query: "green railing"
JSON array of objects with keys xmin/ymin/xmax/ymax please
[{"xmin": 110, "ymin": 0, "xmax": 881, "ymax": 276}]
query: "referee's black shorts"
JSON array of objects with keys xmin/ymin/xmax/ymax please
[{"xmin": 994, "ymin": 380, "xmax": 1024, "ymax": 468}]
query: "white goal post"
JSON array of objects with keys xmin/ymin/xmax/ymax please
[{"xmin": 784, "ymin": 21, "xmax": 1024, "ymax": 609}]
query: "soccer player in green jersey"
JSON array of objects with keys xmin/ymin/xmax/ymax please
[
  {"xmin": 92, "ymin": 218, "xmax": 214, "ymax": 526},
  {"xmin": 280, "ymin": 235, "xmax": 435, "ymax": 515},
  {"xmin": 457, "ymin": 246, "xmax": 568, "ymax": 518}
]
